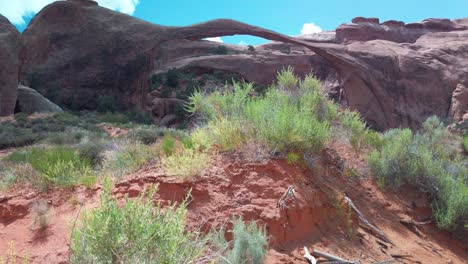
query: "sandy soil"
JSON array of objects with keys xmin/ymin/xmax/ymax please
[{"xmin": 1, "ymin": 144, "xmax": 466, "ymax": 263}]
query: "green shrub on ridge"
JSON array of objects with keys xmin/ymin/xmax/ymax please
[
  {"xmin": 71, "ymin": 182, "xmax": 208, "ymax": 263},
  {"xmin": 187, "ymin": 68, "xmax": 333, "ymax": 154},
  {"xmin": 368, "ymin": 117, "xmax": 468, "ymax": 230}
]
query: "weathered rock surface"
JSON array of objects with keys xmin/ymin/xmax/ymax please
[
  {"xmin": 0, "ymin": 15, "xmax": 20, "ymax": 116},
  {"xmin": 16, "ymin": 85, "xmax": 63, "ymax": 114},
  {"xmin": 336, "ymin": 17, "xmax": 467, "ymax": 44},
  {"xmin": 17, "ymin": 0, "xmax": 468, "ymax": 130}
]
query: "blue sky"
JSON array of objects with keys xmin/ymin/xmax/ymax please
[{"xmin": 3, "ymin": 0, "xmax": 468, "ymax": 45}]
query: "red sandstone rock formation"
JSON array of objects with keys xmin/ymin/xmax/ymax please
[
  {"xmin": 0, "ymin": 15, "xmax": 20, "ymax": 116},
  {"xmin": 5, "ymin": 0, "xmax": 468, "ymax": 130}
]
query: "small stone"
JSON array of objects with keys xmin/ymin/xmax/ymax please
[{"xmin": 25, "ymin": 192, "xmax": 37, "ymax": 199}]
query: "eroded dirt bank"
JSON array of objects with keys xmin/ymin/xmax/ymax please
[{"xmin": 1, "ymin": 146, "xmax": 467, "ymax": 263}]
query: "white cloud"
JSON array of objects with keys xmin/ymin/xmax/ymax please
[
  {"xmin": 204, "ymin": 37, "xmax": 223, "ymax": 43},
  {"xmin": 300, "ymin": 22, "xmax": 322, "ymax": 34},
  {"xmin": 238, "ymin": 40, "xmax": 248, "ymax": 46},
  {"xmin": 0, "ymin": 0, "xmax": 140, "ymax": 25}
]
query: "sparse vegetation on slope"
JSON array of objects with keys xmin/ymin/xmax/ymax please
[
  {"xmin": 6, "ymin": 146, "xmax": 96, "ymax": 191},
  {"xmin": 71, "ymin": 181, "xmax": 208, "ymax": 264},
  {"xmin": 223, "ymin": 218, "xmax": 268, "ymax": 264},
  {"xmin": 368, "ymin": 117, "xmax": 468, "ymax": 230},
  {"xmin": 187, "ymin": 67, "xmax": 336, "ymax": 155}
]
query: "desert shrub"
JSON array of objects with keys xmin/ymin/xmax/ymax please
[
  {"xmin": 364, "ymin": 130, "xmax": 386, "ymax": 151},
  {"xmin": 71, "ymin": 182, "xmax": 208, "ymax": 263},
  {"xmin": 340, "ymin": 109, "xmax": 368, "ymax": 151},
  {"xmin": 0, "ymin": 124, "xmax": 41, "ymax": 149},
  {"xmin": 7, "ymin": 146, "xmax": 95, "ymax": 191},
  {"xmin": 165, "ymin": 68, "xmax": 181, "ymax": 88},
  {"xmin": 102, "ymin": 140, "xmax": 156, "ymax": 178},
  {"xmin": 215, "ymin": 45, "xmax": 228, "ymax": 55},
  {"xmin": 124, "ymin": 110, "xmax": 153, "ymax": 124},
  {"xmin": 247, "ymin": 45, "xmax": 255, "ymax": 52},
  {"xmin": 54, "ymin": 111, "xmax": 81, "ymax": 125},
  {"xmin": 14, "ymin": 113, "xmax": 29, "ymax": 124},
  {"xmin": 97, "ymin": 95, "xmax": 117, "ymax": 113},
  {"xmin": 286, "ymin": 152, "xmax": 301, "ymax": 165},
  {"xmin": 31, "ymin": 200, "xmax": 52, "ymax": 230},
  {"xmin": 159, "ymin": 135, "xmax": 177, "ymax": 156},
  {"xmin": 150, "ymin": 74, "xmax": 163, "ymax": 91},
  {"xmin": 280, "ymin": 47, "xmax": 291, "ymax": 54},
  {"xmin": 128, "ymin": 127, "xmax": 165, "ymax": 145},
  {"xmin": 276, "ymin": 66, "xmax": 298, "ymax": 90},
  {"xmin": 47, "ymin": 129, "xmax": 85, "ymax": 145},
  {"xmin": 161, "ymin": 147, "xmax": 211, "ymax": 178},
  {"xmin": 220, "ymin": 218, "xmax": 268, "ymax": 264},
  {"xmin": 99, "ymin": 112, "xmax": 131, "ymax": 124},
  {"xmin": 368, "ymin": 117, "xmax": 468, "ymax": 230},
  {"xmin": 244, "ymin": 89, "xmax": 331, "ymax": 153},
  {"xmin": 77, "ymin": 140, "xmax": 110, "ymax": 167},
  {"xmin": 0, "ymin": 163, "xmax": 39, "ymax": 190},
  {"xmin": 187, "ymin": 70, "xmax": 332, "ymax": 154}
]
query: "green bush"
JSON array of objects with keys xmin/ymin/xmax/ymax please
[
  {"xmin": 127, "ymin": 127, "xmax": 165, "ymax": 145},
  {"xmin": 0, "ymin": 163, "xmax": 39, "ymax": 191},
  {"xmin": 367, "ymin": 117, "xmax": 468, "ymax": 230},
  {"xmin": 47, "ymin": 130, "xmax": 84, "ymax": 145},
  {"xmin": 160, "ymin": 135, "xmax": 177, "ymax": 156},
  {"xmin": 0, "ymin": 124, "xmax": 41, "ymax": 149},
  {"xmin": 97, "ymin": 95, "xmax": 117, "ymax": 113},
  {"xmin": 7, "ymin": 146, "xmax": 95, "ymax": 191},
  {"xmin": 215, "ymin": 45, "xmax": 228, "ymax": 55},
  {"xmin": 165, "ymin": 68, "xmax": 181, "ymax": 88},
  {"xmin": 124, "ymin": 110, "xmax": 153, "ymax": 124},
  {"xmin": 77, "ymin": 140, "xmax": 110, "ymax": 167},
  {"xmin": 340, "ymin": 109, "xmax": 368, "ymax": 151},
  {"xmin": 99, "ymin": 112, "xmax": 131, "ymax": 124},
  {"xmin": 247, "ymin": 45, "xmax": 255, "ymax": 52},
  {"xmin": 14, "ymin": 113, "xmax": 29, "ymax": 124},
  {"xmin": 221, "ymin": 218, "xmax": 268, "ymax": 264},
  {"xmin": 276, "ymin": 66, "xmax": 298, "ymax": 90},
  {"xmin": 187, "ymin": 70, "xmax": 332, "ymax": 154},
  {"xmin": 102, "ymin": 141, "xmax": 156, "ymax": 178},
  {"xmin": 71, "ymin": 182, "xmax": 208, "ymax": 263},
  {"xmin": 161, "ymin": 148, "xmax": 211, "ymax": 178}
]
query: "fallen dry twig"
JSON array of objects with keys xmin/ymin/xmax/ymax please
[
  {"xmin": 399, "ymin": 219, "xmax": 430, "ymax": 237},
  {"xmin": 344, "ymin": 194, "xmax": 393, "ymax": 245},
  {"xmin": 277, "ymin": 185, "xmax": 296, "ymax": 209},
  {"xmin": 303, "ymin": 247, "xmax": 317, "ymax": 264},
  {"xmin": 312, "ymin": 249, "xmax": 355, "ymax": 263}
]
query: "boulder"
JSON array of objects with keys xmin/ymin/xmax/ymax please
[
  {"xmin": 450, "ymin": 84, "xmax": 468, "ymax": 122},
  {"xmin": 16, "ymin": 85, "xmax": 63, "ymax": 114},
  {"xmin": 0, "ymin": 15, "xmax": 20, "ymax": 116}
]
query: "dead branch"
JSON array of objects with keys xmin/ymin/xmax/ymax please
[
  {"xmin": 399, "ymin": 219, "xmax": 430, "ymax": 237},
  {"xmin": 344, "ymin": 194, "xmax": 393, "ymax": 245},
  {"xmin": 303, "ymin": 247, "xmax": 317, "ymax": 264},
  {"xmin": 312, "ymin": 249, "xmax": 355, "ymax": 263},
  {"xmin": 277, "ymin": 185, "xmax": 296, "ymax": 210},
  {"xmin": 390, "ymin": 254, "xmax": 413, "ymax": 259}
]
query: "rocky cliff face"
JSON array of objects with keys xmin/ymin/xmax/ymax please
[
  {"xmin": 3, "ymin": 0, "xmax": 467, "ymax": 130},
  {"xmin": 19, "ymin": 0, "xmax": 342, "ymax": 123},
  {"xmin": 0, "ymin": 15, "xmax": 20, "ymax": 116}
]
